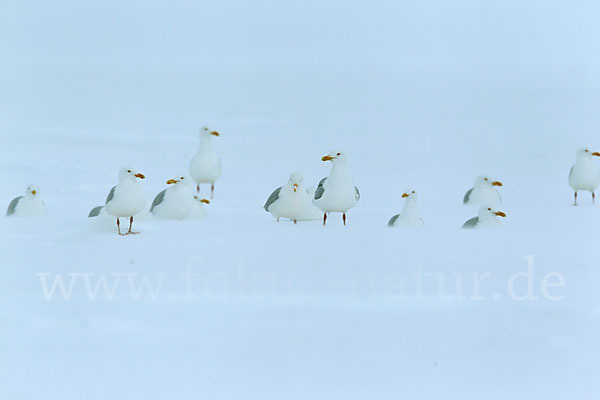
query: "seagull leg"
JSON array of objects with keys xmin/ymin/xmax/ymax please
[
  {"xmin": 126, "ymin": 216, "xmax": 140, "ymax": 235},
  {"xmin": 593, "ymin": 192, "xmax": 596, "ymax": 204},
  {"xmin": 117, "ymin": 218, "xmax": 123, "ymax": 235},
  {"xmin": 211, "ymin": 184, "xmax": 215, "ymax": 199},
  {"xmin": 343, "ymin": 213, "xmax": 347, "ymax": 226},
  {"xmin": 323, "ymin": 213, "xmax": 327, "ymax": 226},
  {"xmin": 574, "ymin": 191, "xmax": 578, "ymax": 206},
  {"xmin": 294, "ymin": 219, "xmax": 297, "ymax": 225},
  {"xmin": 197, "ymin": 185, "xmax": 200, "ymax": 193}
]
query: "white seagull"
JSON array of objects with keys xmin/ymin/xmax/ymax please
[
  {"xmin": 6, "ymin": 185, "xmax": 46, "ymax": 217},
  {"xmin": 313, "ymin": 151, "xmax": 360, "ymax": 226},
  {"xmin": 189, "ymin": 195, "xmax": 210, "ymax": 219},
  {"xmin": 189, "ymin": 126, "xmax": 222, "ymax": 198},
  {"xmin": 568, "ymin": 147, "xmax": 600, "ymax": 205},
  {"xmin": 264, "ymin": 172, "xmax": 309, "ymax": 224},
  {"xmin": 103, "ymin": 167, "xmax": 147, "ymax": 235},
  {"xmin": 462, "ymin": 205, "xmax": 506, "ymax": 229},
  {"xmin": 388, "ymin": 189, "xmax": 424, "ymax": 228},
  {"xmin": 463, "ymin": 175, "xmax": 503, "ymax": 206},
  {"xmin": 150, "ymin": 176, "xmax": 195, "ymax": 220}
]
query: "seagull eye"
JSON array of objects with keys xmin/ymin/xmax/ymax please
[
  {"xmin": 585, "ymin": 149, "xmax": 589, "ymax": 152},
  {"xmin": 412, "ymin": 191, "xmax": 415, "ymax": 193},
  {"xmin": 128, "ymin": 170, "xmax": 131, "ymax": 173},
  {"xmin": 181, "ymin": 177, "xmax": 184, "ymax": 180},
  {"xmin": 337, "ymin": 153, "xmax": 341, "ymax": 156},
  {"xmin": 488, "ymin": 208, "xmax": 491, "ymax": 211}
]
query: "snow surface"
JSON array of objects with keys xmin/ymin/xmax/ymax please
[{"xmin": 1, "ymin": 1, "xmax": 600, "ymax": 399}]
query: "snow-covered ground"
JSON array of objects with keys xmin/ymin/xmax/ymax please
[{"xmin": 1, "ymin": 1, "xmax": 600, "ymax": 399}]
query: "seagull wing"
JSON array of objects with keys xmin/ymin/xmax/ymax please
[
  {"xmin": 105, "ymin": 186, "xmax": 117, "ymax": 205},
  {"xmin": 463, "ymin": 188, "xmax": 473, "ymax": 204},
  {"xmin": 388, "ymin": 214, "xmax": 400, "ymax": 227},
  {"xmin": 150, "ymin": 189, "xmax": 167, "ymax": 212},
  {"xmin": 88, "ymin": 206, "xmax": 104, "ymax": 218},
  {"xmin": 462, "ymin": 216, "xmax": 479, "ymax": 229},
  {"xmin": 314, "ymin": 178, "xmax": 327, "ymax": 200},
  {"xmin": 6, "ymin": 196, "xmax": 23, "ymax": 216},
  {"xmin": 264, "ymin": 187, "xmax": 282, "ymax": 211},
  {"xmin": 355, "ymin": 186, "xmax": 360, "ymax": 201}
]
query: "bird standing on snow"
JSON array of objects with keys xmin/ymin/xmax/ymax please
[
  {"xmin": 264, "ymin": 172, "xmax": 309, "ymax": 224},
  {"xmin": 189, "ymin": 126, "xmax": 222, "ymax": 198},
  {"xmin": 103, "ymin": 167, "xmax": 147, "ymax": 235},
  {"xmin": 388, "ymin": 189, "xmax": 424, "ymax": 228},
  {"xmin": 151, "ymin": 176, "xmax": 195, "ymax": 220},
  {"xmin": 569, "ymin": 147, "xmax": 600, "ymax": 205},
  {"xmin": 462, "ymin": 205, "xmax": 506, "ymax": 229},
  {"xmin": 6, "ymin": 185, "xmax": 46, "ymax": 217},
  {"xmin": 314, "ymin": 151, "xmax": 360, "ymax": 226},
  {"xmin": 463, "ymin": 175, "xmax": 503, "ymax": 207}
]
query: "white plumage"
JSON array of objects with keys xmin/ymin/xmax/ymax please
[
  {"xmin": 6, "ymin": 185, "xmax": 46, "ymax": 217},
  {"xmin": 463, "ymin": 175, "xmax": 503, "ymax": 207},
  {"xmin": 462, "ymin": 205, "xmax": 506, "ymax": 229},
  {"xmin": 568, "ymin": 147, "xmax": 600, "ymax": 205},
  {"xmin": 151, "ymin": 176, "xmax": 195, "ymax": 220},
  {"xmin": 388, "ymin": 189, "xmax": 424, "ymax": 228},
  {"xmin": 313, "ymin": 151, "xmax": 360, "ymax": 226},
  {"xmin": 189, "ymin": 126, "xmax": 222, "ymax": 198},
  {"xmin": 104, "ymin": 167, "xmax": 146, "ymax": 235},
  {"xmin": 264, "ymin": 172, "xmax": 309, "ymax": 223}
]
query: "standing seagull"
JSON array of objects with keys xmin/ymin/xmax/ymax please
[
  {"xmin": 388, "ymin": 189, "xmax": 424, "ymax": 228},
  {"xmin": 6, "ymin": 185, "xmax": 46, "ymax": 217},
  {"xmin": 264, "ymin": 172, "xmax": 309, "ymax": 224},
  {"xmin": 150, "ymin": 176, "xmax": 195, "ymax": 220},
  {"xmin": 189, "ymin": 126, "xmax": 222, "ymax": 198},
  {"xmin": 104, "ymin": 167, "xmax": 146, "ymax": 235},
  {"xmin": 314, "ymin": 151, "xmax": 360, "ymax": 226},
  {"xmin": 463, "ymin": 175, "xmax": 503, "ymax": 207},
  {"xmin": 569, "ymin": 147, "xmax": 600, "ymax": 205},
  {"xmin": 462, "ymin": 205, "xmax": 506, "ymax": 229}
]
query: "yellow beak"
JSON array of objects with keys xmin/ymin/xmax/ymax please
[
  {"xmin": 31, "ymin": 190, "xmax": 37, "ymax": 195},
  {"xmin": 492, "ymin": 181, "xmax": 503, "ymax": 187},
  {"xmin": 322, "ymin": 155, "xmax": 335, "ymax": 162},
  {"xmin": 495, "ymin": 211, "xmax": 506, "ymax": 217},
  {"xmin": 211, "ymin": 131, "xmax": 220, "ymax": 136},
  {"xmin": 593, "ymin": 152, "xmax": 600, "ymax": 156},
  {"xmin": 166, "ymin": 179, "xmax": 179, "ymax": 185},
  {"xmin": 402, "ymin": 193, "xmax": 409, "ymax": 198},
  {"xmin": 135, "ymin": 173, "xmax": 145, "ymax": 179},
  {"xmin": 293, "ymin": 183, "xmax": 298, "ymax": 192},
  {"xmin": 200, "ymin": 199, "xmax": 210, "ymax": 204}
]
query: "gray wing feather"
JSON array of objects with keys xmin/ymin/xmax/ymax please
[
  {"xmin": 105, "ymin": 186, "xmax": 117, "ymax": 204},
  {"xmin": 314, "ymin": 178, "xmax": 327, "ymax": 200},
  {"xmin": 6, "ymin": 196, "xmax": 22, "ymax": 216},
  {"xmin": 88, "ymin": 206, "xmax": 104, "ymax": 218},
  {"xmin": 462, "ymin": 216, "xmax": 480, "ymax": 229},
  {"xmin": 264, "ymin": 187, "xmax": 282, "ymax": 211},
  {"xmin": 388, "ymin": 214, "xmax": 400, "ymax": 227},
  {"xmin": 463, "ymin": 188, "xmax": 473, "ymax": 204},
  {"xmin": 150, "ymin": 189, "xmax": 167, "ymax": 212},
  {"xmin": 355, "ymin": 186, "xmax": 360, "ymax": 201},
  {"xmin": 569, "ymin": 166, "xmax": 574, "ymax": 180}
]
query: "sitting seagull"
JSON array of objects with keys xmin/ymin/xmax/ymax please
[
  {"xmin": 462, "ymin": 205, "xmax": 506, "ymax": 229},
  {"xmin": 296, "ymin": 187, "xmax": 323, "ymax": 221},
  {"xmin": 568, "ymin": 147, "xmax": 600, "ymax": 205},
  {"xmin": 264, "ymin": 172, "xmax": 309, "ymax": 224},
  {"xmin": 103, "ymin": 167, "xmax": 146, "ymax": 235},
  {"xmin": 388, "ymin": 189, "xmax": 424, "ymax": 228},
  {"xmin": 151, "ymin": 176, "xmax": 195, "ymax": 220},
  {"xmin": 6, "ymin": 185, "xmax": 46, "ymax": 217},
  {"xmin": 188, "ymin": 195, "xmax": 210, "ymax": 219},
  {"xmin": 189, "ymin": 126, "xmax": 222, "ymax": 198},
  {"xmin": 463, "ymin": 175, "xmax": 503, "ymax": 206},
  {"xmin": 314, "ymin": 151, "xmax": 360, "ymax": 226}
]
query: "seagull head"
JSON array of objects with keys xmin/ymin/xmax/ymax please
[
  {"xmin": 200, "ymin": 126, "xmax": 220, "ymax": 138},
  {"xmin": 479, "ymin": 205, "xmax": 506, "ymax": 220},
  {"xmin": 193, "ymin": 195, "xmax": 211, "ymax": 204},
  {"xmin": 402, "ymin": 188, "xmax": 418, "ymax": 200},
  {"xmin": 321, "ymin": 150, "xmax": 348, "ymax": 166},
  {"xmin": 474, "ymin": 175, "xmax": 503, "ymax": 188},
  {"xmin": 26, "ymin": 185, "xmax": 40, "ymax": 197},
  {"xmin": 576, "ymin": 147, "xmax": 600, "ymax": 160},
  {"xmin": 288, "ymin": 172, "xmax": 304, "ymax": 193},
  {"xmin": 119, "ymin": 167, "xmax": 145, "ymax": 182},
  {"xmin": 167, "ymin": 176, "xmax": 188, "ymax": 185}
]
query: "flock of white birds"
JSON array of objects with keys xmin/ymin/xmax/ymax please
[{"xmin": 5, "ymin": 131, "xmax": 600, "ymax": 234}]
